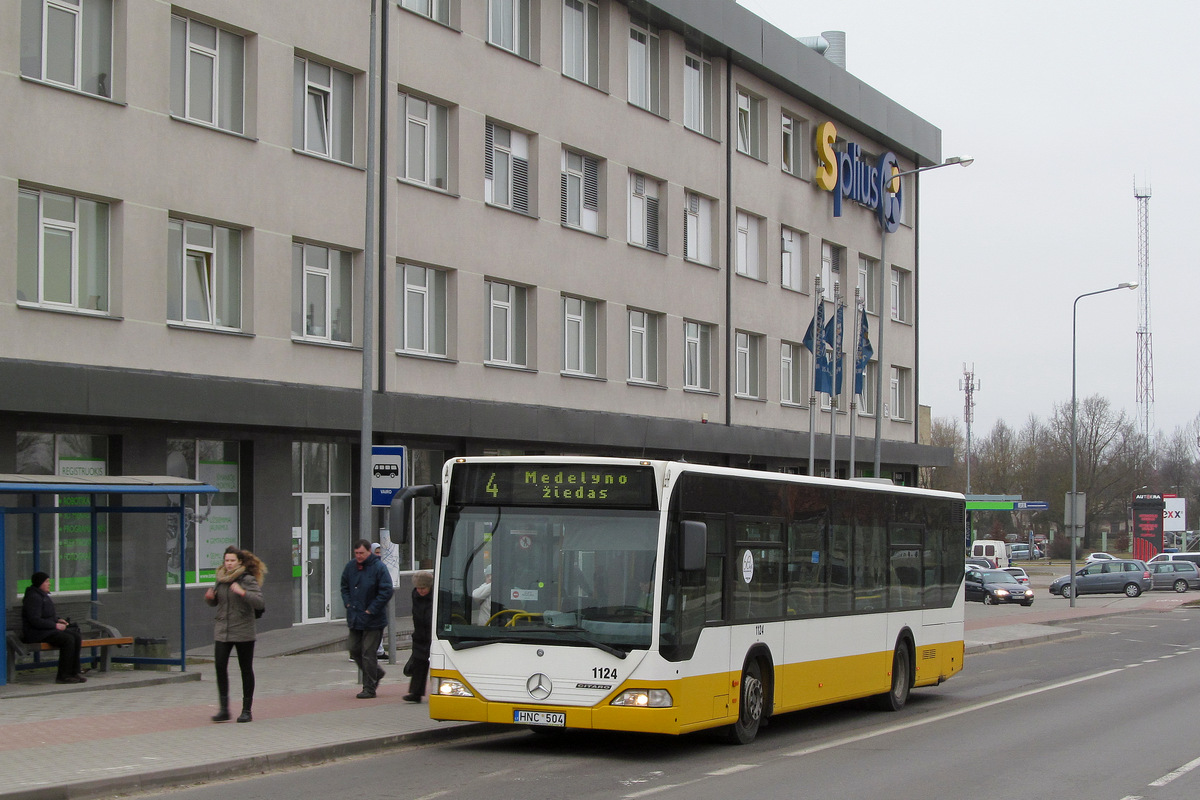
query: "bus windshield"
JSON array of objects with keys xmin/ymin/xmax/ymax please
[{"xmin": 436, "ymin": 506, "xmax": 660, "ymax": 651}]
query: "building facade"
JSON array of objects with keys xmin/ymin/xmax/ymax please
[{"xmin": 2, "ymin": 0, "xmax": 952, "ymax": 645}]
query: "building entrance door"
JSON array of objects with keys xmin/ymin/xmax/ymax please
[{"xmin": 300, "ymin": 498, "xmax": 331, "ymax": 622}]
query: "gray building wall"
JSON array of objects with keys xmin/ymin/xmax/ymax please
[{"xmin": 1, "ymin": 0, "xmax": 954, "ymax": 647}]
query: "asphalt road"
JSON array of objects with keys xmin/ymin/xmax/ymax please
[{"xmin": 135, "ymin": 605, "xmax": 1200, "ymax": 800}]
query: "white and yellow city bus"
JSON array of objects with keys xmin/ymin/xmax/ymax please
[{"xmin": 391, "ymin": 457, "xmax": 965, "ymax": 743}]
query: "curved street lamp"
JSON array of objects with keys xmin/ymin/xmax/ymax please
[
  {"xmin": 1068, "ymin": 281, "xmax": 1138, "ymax": 606},
  {"xmin": 872, "ymin": 155, "xmax": 974, "ymax": 477}
]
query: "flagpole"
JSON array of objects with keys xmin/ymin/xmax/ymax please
[
  {"xmin": 807, "ymin": 275, "xmax": 822, "ymax": 476},
  {"xmin": 849, "ymin": 289, "xmax": 860, "ymax": 477},
  {"xmin": 829, "ymin": 283, "xmax": 841, "ymax": 477}
]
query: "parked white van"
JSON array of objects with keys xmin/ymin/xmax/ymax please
[
  {"xmin": 1148, "ymin": 552, "xmax": 1200, "ymax": 567},
  {"xmin": 971, "ymin": 540, "xmax": 1010, "ymax": 569}
]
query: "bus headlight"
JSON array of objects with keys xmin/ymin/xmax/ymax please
[
  {"xmin": 610, "ymin": 689, "xmax": 672, "ymax": 708},
  {"xmin": 434, "ymin": 678, "xmax": 474, "ymax": 698}
]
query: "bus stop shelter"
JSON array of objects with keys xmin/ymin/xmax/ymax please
[{"xmin": 0, "ymin": 474, "xmax": 217, "ymax": 687}]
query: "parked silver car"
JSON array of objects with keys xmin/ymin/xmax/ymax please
[
  {"xmin": 1049, "ymin": 559, "xmax": 1152, "ymax": 598},
  {"xmin": 1148, "ymin": 560, "xmax": 1200, "ymax": 592}
]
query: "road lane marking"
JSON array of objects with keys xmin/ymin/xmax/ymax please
[
  {"xmin": 707, "ymin": 764, "xmax": 758, "ymax": 776},
  {"xmin": 782, "ymin": 669, "xmax": 1123, "ymax": 759},
  {"xmin": 1149, "ymin": 754, "xmax": 1200, "ymax": 787}
]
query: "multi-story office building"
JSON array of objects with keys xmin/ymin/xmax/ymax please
[{"xmin": 1, "ymin": 0, "xmax": 952, "ymax": 642}]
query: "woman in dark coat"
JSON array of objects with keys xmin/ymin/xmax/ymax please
[
  {"xmin": 404, "ymin": 571, "xmax": 433, "ymax": 702},
  {"xmin": 204, "ymin": 546, "xmax": 266, "ymax": 722},
  {"xmin": 21, "ymin": 571, "xmax": 85, "ymax": 684}
]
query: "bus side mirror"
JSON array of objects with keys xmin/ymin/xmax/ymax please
[
  {"xmin": 387, "ymin": 484, "xmax": 440, "ymax": 546},
  {"xmin": 680, "ymin": 520, "xmax": 707, "ymax": 572}
]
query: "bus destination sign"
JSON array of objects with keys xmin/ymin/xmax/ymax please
[{"xmin": 451, "ymin": 463, "xmax": 658, "ymax": 508}]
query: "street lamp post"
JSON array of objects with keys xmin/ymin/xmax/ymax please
[
  {"xmin": 872, "ymin": 156, "xmax": 973, "ymax": 477},
  {"xmin": 1069, "ymin": 281, "xmax": 1138, "ymax": 606}
]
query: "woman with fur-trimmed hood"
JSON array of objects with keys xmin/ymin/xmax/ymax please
[{"xmin": 204, "ymin": 546, "xmax": 266, "ymax": 723}]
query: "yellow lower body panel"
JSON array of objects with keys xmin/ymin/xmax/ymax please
[{"xmin": 428, "ymin": 641, "xmax": 963, "ymax": 736}]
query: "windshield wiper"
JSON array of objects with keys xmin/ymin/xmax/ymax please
[
  {"xmin": 550, "ymin": 627, "xmax": 628, "ymax": 659},
  {"xmin": 450, "ymin": 637, "xmax": 523, "ymax": 650}
]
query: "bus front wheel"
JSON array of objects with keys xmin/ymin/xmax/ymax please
[
  {"xmin": 874, "ymin": 640, "xmax": 912, "ymax": 712},
  {"xmin": 726, "ymin": 660, "xmax": 764, "ymax": 744}
]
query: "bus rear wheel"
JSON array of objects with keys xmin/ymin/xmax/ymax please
[
  {"xmin": 874, "ymin": 640, "xmax": 912, "ymax": 712},
  {"xmin": 726, "ymin": 660, "xmax": 764, "ymax": 744}
]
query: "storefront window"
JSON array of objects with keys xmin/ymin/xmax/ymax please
[
  {"xmin": 14, "ymin": 432, "xmax": 110, "ymax": 594},
  {"xmin": 166, "ymin": 439, "xmax": 240, "ymax": 585}
]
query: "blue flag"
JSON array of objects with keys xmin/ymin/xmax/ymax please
[
  {"xmin": 823, "ymin": 305, "xmax": 844, "ymax": 395},
  {"xmin": 804, "ymin": 305, "xmax": 833, "ymax": 394},
  {"xmin": 854, "ymin": 311, "xmax": 873, "ymax": 396}
]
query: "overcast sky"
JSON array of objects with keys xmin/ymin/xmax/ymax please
[{"xmin": 739, "ymin": 0, "xmax": 1198, "ymax": 443}]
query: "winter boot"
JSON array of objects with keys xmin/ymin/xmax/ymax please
[
  {"xmin": 237, "ymin": 698, "xmax": 253, "ymax": 723},
  {"xmin": 212, "ymin": 696, "xmax": 230, "ymax": 722}
]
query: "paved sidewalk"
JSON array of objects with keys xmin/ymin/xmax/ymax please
[{"xmin": 2, "ymin": 594, "xmax": 1194, "ymax": 800}]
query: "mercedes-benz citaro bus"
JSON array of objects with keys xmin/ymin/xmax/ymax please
[{"xmin": 389, "ymin": 457, "xmax": 965, "ymax": 744}]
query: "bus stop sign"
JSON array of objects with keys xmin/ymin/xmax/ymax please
[{"xmin": 371, "ymin": 445, "xmax": 406, "ymax": 507}]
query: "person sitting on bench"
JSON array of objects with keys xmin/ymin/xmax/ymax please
[{"xmin": 22, "ymin": 571, "xmax": 86, "ymax": 684}]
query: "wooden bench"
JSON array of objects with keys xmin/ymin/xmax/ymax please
[{"xmin": 6, "ymin": 601, "xmax": 134, "ymax": 682}]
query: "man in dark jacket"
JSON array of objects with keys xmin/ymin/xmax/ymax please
[{"xmin": 340, "ymin": 539, "xmax": 393, "ymax": 698}]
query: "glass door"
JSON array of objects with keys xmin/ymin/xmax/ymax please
[{"xmin": 301, "ymin": 499, "xmax": 331, "ymax": 621}]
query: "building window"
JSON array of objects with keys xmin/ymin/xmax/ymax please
[
  {"xmin": 400, "ymin": 263, "xmax": 448, "ymax": 357},
  {"xmin": 684, "ymin": 320, "xmax": 712, "ymax": 391},
  {"xmin": 735, "ymin": 211, "xmax": 763, "ymax": 280},
  {"xmin": 781, "ymin": 111, "xmax": 807, "ymax": 178},
  {"xmin": 628, "ymin": 18, "xmax": 661, "ymax": 114},
  {"xmin": 170, "ymin": 14, "xmax": 245, "ymax": 134},
  {"xmin": 486, "ymin": 280, "xmax": 528, "ymax": 367},
  {"xmin": 683, "ymin": 45, "xmax": 714, "ymax": 136},
  {"xmin": 820, "ymin": 240, "xmax": 844, "ymax": 300},
  {"xmin": 165, "ymin": 439, "xmax": 240, "ymax": 586},
  {"xmin": 20, "ymin": 0, "xmax": 113, "ymax": 97},
  {"xmin": 485, "ymin": 121, "xmax": 531, "ymax": 214},
  {"xmin": 781, "ymin": 342, "xmax": 805, "ymax": 405},
  {"xmin": 860, "ymin": 361, "xmax": 877, "ymax": 415},
  {"xmin": 890, "ymin": 366, "xmax": 911, "ymax": 420},
  {"xmin": 292, "ymin": 242, "xmax": 353, "ymax": 344},
  {"xmin": 735, "ymin": 331, "xmax": 761, "ymax": 398},
  {"xmin": 781, "ymin": 226, "xmax": 805, "ymax": 292},
  {"xmin": 562, "ymin": 0, "xmax": 600, "ymax": 88},
  {"xmin": 15, "ymin": 432, "xmax": 110, "ymax": 593},
  {"xmin": 398, "ymin": 93, "xmax": 449, "ymax": 190},
  {"xmin": 858, "ymin": 255, "xmax": 878, "ymax": 314},
  {"xmin": 17, "ymin": 187, "xmax": 109, "ymax": 312},
  {"xmin": 293, "ymin": 57, "xmax": 353, "ymax": 163},
  {"xmin": 561, "ymin": 149, "xmax": 600, "ymax": 233},
  {"xmin": 628, "ymin": 172, "xmax": 661, "ymax": 252},
  {"xmin": 736, "ymin": 88, "xmax": 763, "ymax": 159},
  {"xmin": 402, "ymin": 0, "xmax": 451, "ymax": 25},
  {"xmin": 891, "ymin": 266, "xmax": 911, "ymax": 322},
  {"xmin": 168, "ymin": 218, "xmax": 242, "ymax": 329},
  {"xmin": 489, "ymin": 0, "xmax": 532, "ymax": 58},
  {"xmin": 563, "ymin": 295, "xmax": 597, "ymax": 376},
  {"xmin": 628, "ymin": 309, "xmax": 659, "ymax": 384},
  {"xmin": 684, "ymin": 190, "xmax": 713, "ymax": 265}
]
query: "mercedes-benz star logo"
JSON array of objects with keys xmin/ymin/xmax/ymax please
[{"xmin": 526, "ymin": 672, "xmax": 552, "ymax": 700}]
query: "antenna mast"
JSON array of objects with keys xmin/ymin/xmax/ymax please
[{"xmin": 1134, "ymin": 179, "xmax": 1154, "ymax": 443}]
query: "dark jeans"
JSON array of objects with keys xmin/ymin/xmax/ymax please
[
  {"xmin": 348, "ymin": 628, "xmax": 384, "ymax": 692},
  {"xmin": 213, "ymin": 640, "xmax": 256, "ymax": 704},
  {"xmin": 42, "ymin": 628, "xmax": 82, "ymax": 680}
]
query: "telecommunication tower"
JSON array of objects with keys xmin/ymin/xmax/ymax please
[
  {"xmin": 959, "ymin": 364, "xmax": 979, "ymax": 493},
  {"xmin": 1134, "ymin": 180, "xmax": 1153, "ymax": 442}
]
